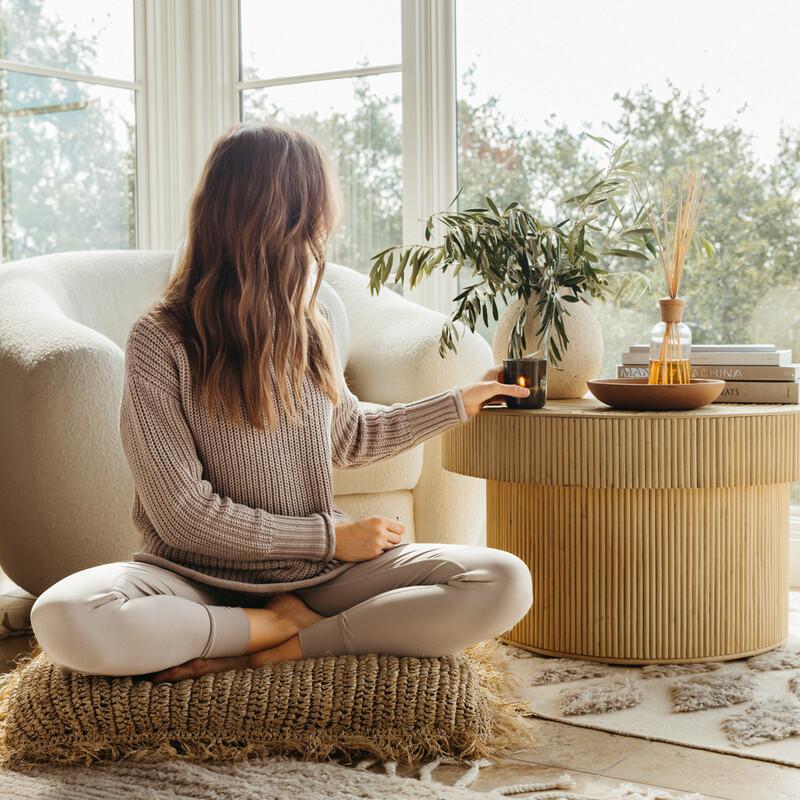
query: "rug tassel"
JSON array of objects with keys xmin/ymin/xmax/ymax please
[
  {"xmin": 494, "ymin": 774, "xmax": 577, "ymax": 795},
  {"xmin": 453, "ymin": 758, "xmax": 494, "ymax": 787},
  {"xmin": 417, "ymin": 758, "xmax": 442, "ymax": 782},
  {"xmin": 355, "ymin": 757, "xmax": 378, "ymax": 770},
  {"xmin": 382, "ymin": 761, "xmax": 398, "ymax": 777},
  {"xmin": 496, "ymin": 793, "xmax": 599, "ymax": 800},
  {"xmin": 413, "ymin": 756, "xmax": 491, "ymax": 786}
]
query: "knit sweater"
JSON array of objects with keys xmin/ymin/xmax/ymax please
[{"xmin": 119, "ymin": 313, "xmax": 470, "ymax": 595}]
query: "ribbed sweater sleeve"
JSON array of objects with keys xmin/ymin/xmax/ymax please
[
  {"xmin": 331, "ymin": 374, "xmax": 469, "ymax": 470},
  {"xmin": 120, "ymin": 333, "xmax": 335, "ymax": 564}
]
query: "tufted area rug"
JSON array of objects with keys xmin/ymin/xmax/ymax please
[
  {"xmin": 0, "ymin": 756, "xmax": 710, "ymax": 800},
  {"xmin": 0, "ymin": 755, "xmax": 711, "ymax": 800},
  {"xmin": 0, "ymin": 757, "xmax": 491, "ymax": 800},
  {"xmin": 502, "ymin": 591, "xmax": 800, "ymax": 769}
]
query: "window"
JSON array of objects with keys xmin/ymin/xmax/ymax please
[
  {"xmin": 0, "ymin": 0, "xmax": 138, "ymax": 261},
  {"xmin": 455, "ymin": 0, "xmax": 800, "ymax": 378},
  {"xmin": 238, "ymin": 0, "xmax": 402, "ymax": 273}
]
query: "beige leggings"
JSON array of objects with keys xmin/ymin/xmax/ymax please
[{"xmin": 30, "ymin": 543, "xmax": 533, "ymax": 677}]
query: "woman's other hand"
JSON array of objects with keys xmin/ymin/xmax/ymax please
[
  {"xmin": 333, "ymin": 516, "xmax": 404, "ymax": 562},
  {"xmin": 459, "ymin": 365, "xmax": 530, "ymax": 417}
]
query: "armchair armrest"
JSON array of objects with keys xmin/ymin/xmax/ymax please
[
  {"xmin": 323, "ymin": 264, "xmax": 493, "ymax": 402},
  {"xmin": 0, "ymin": 272, "xmax": 139, "ymax": 595},
  {"xmin": 323, "ymin": 264, "xmax": 493, "ymax": 547}
]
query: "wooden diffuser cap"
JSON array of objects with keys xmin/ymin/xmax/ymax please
[{"xmin": 660, "ymin": 297, "xmax": 685, "ymax": 323}]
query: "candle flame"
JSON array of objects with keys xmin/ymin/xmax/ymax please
[{"xmin": 518, "ymin": 377, "xmax": 527, "ymax": 387}]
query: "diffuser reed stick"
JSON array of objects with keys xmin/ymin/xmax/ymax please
[{"xmin": 634, "ymin": 173, "xmax": 709, "ymax": 385}]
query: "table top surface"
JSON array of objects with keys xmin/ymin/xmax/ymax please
[
  {"xmin": 483, "ymin": 398, "xmax": 800, "ymax": 420},
  {"xmin": 445, "ymin": 398, "xmax": 800, "ymax": 487}
]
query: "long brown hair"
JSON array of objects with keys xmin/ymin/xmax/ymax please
[{"xmin": 152, "ymin": 123, "xmax": 342, "ymax": 430}]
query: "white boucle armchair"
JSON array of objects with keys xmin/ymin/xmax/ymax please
[{"xmin": 0, "ymin": 251, "xmax": 492, "ymax": 597}]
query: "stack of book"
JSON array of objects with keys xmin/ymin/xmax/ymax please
[{"xmin": 617, "ymin": 344, "xmax": 800, "ymax": 403}]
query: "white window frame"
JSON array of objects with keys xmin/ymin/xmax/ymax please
[
  {"xmin": 0, "ymin": 1, "xmax": 458, "ymax": 307},
  {"xmin": 233, "ymin": 10, "xmax": 403, "ymax": 276},
  {"xmin": 137, "ymin": 0, "xmax": 459, "ymax": 313},
  {"xmin": 0, "ymin": 45, "xmax": 142, "ymax": 255}
]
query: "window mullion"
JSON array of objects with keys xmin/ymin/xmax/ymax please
[
  {"xmin": 133, "ymin": 0, "xmax": 149, "ymax": 249},
  {"xmin": 239, "ymin": 63, "xmax": 402, "ymax": 92},
  {"xmin": 137, "ymin": 0, "xmax": 239, "ymax": 251},
  {"xmin": 195, "ymin": 0, "xmax": 240, "ymax": 151},
  {"xmin": 0, "ymin": 59, "xmax": 141, "ymax": 91},
  {"xmin": 401, "ymin": 0, "xmax": 457, "ymax": 314}
]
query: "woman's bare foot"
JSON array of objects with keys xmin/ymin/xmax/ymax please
[
  {"xmin": 242, "ymin": 605, "xmax": 303, "ymax": 653},
  {"xmin": 262, "ymin": 592, "xmax": 325, "ymax": 630},
  {"xmin": 152, "ymin": 653, "xmax": 251, "ymax": 683},
  {"xmin": 248, "ymin": 635, "xmax": 304, "ymax": 667},
  {"xmin": 150, "ymin": 597, "xmax": 320, "ymax": 683}
]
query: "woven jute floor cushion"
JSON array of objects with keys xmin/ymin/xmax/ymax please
[{"xmin": 0, "ymin": 643, "xmax": 530, "ymax": 767}]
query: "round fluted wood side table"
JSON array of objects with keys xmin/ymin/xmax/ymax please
[{"xmin": 442, "ymin": 399, "xmax": 800, "ymax": 664}]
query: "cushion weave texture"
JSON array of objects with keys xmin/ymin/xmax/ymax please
[{"xmin": 0, "ymin": 646, "xmax": 527, "ymax": 766}]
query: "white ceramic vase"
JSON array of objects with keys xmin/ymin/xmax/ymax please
[{"xmin": 492, "ymin": 295, "xmax": 604, "ymax": 399}]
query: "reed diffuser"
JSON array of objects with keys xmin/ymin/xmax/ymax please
[{"xmin": 634, "ymin": 173, "xmax": 710, "ymax": 385}]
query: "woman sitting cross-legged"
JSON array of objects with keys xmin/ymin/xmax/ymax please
[{"xmin": 30, "ymin": 123, "xmax": 534, "ymax": 682}]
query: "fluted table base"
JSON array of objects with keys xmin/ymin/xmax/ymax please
[
  {"xmin": 442, "ymin": 400, "xmax": 800, "ymax": 665},
  {"xmin": 488, "ymin": 481, "xmax": 788, "ymax": 663}
]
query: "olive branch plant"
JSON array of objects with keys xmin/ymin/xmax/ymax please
[{"xmin": 368, "ymin": 136, "xmax": 658, "ymax": 365}]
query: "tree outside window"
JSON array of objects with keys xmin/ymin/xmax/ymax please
[
  {"xmin": 0, "ymin": 0, "xmax": 136, "ymax": 262},
  {"xmin": 455, "ymin": 0, "xmax": 800, "ymax": 382}
]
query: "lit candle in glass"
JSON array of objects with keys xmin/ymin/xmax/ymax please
[{"xmin": 503, "ymin": 358, "xmax": 547, "ymax": 409}]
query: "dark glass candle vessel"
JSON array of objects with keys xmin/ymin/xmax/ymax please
[{"xmin": 503, "ymin": 358, "xmax": 547, "ymax": 409}]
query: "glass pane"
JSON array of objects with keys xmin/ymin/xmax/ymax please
[
  {"xmin": 456, "ymin": 0, "xmax": 800, "ymax": 378},
  {"xmin": 240, "ymin": 0, "xmax": 400, "ymax": 80},
  {"xmin": 242, "ymin": 74, "xmax": 402, "ymax": 274},
  {"xmin": 0, "ymin": 70, "xmax": 136, "ymax": 261},
  {"xmin": 0, "ymin": 0, "xmax": 135, "ymax": 81}
]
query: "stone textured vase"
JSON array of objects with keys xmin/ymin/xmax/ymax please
[{"xmin": 492, "ymin": 296, "xmax": 603, "ymax": 399}]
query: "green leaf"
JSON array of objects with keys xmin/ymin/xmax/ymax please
[
  {"xmin": 409, "ymin": 250, "xmax": 422, "ymax": 286},
  {"xmin": 604, "ymin": 248, "xmax": 650, "ymax": 261},
  {"xmin": 395, "ymin": 247, "xmax": 412, "ymax": 284},
  {"xmin": 449, "ymin": 187, "xmax": 464, "ymax": 208},
  {"xmin": 609, "ymin": 139, "xmax": 629, "ymax": 168},
  {"xmin": 381, "ymin": 256, "xmax": 392, "ymax": 283},
  {"xmin": 619, "ymin": 225, "xmax": 654, "ymax": 237},
  {"xmin": 584, "ymin": 132, "xmax": 613, "ymax": 149}
]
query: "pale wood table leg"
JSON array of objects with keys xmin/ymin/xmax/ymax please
[{"xmin": 488, "ymin": 480, "xmax": 790, "ymax": 664}]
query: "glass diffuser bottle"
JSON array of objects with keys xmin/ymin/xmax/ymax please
[
  {"xmin": 635, "ymin": 171, "xmax": 710, "ymax": 388},
  {"xmin": 648, "ymin": 297, "xmax": 691, "ymax": 384}
]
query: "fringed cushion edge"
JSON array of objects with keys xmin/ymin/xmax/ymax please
[{"xmin": 0, "ymin": 639, "xmax": 532, "ymax": 768}]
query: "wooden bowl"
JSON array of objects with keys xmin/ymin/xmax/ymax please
[{"xmin": 587, "ymin": 378, "xmax": 725, "ymax": 411}]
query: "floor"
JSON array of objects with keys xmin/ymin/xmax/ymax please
[
  {"xmin": 2, "ymin": 614, "xmax": 799, "ymax": 799},
  {"xmin": 412, "ymin": 717, "xmax": 800, "ymax": 799}
]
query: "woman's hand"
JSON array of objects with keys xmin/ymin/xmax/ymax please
[
  {"xmin": 333, "ymin": 516, "xmax": 404, "ymax": 562},
  {"xmin": 459, "ymin": 365, "xmax": 530, "ymax": 417}
]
